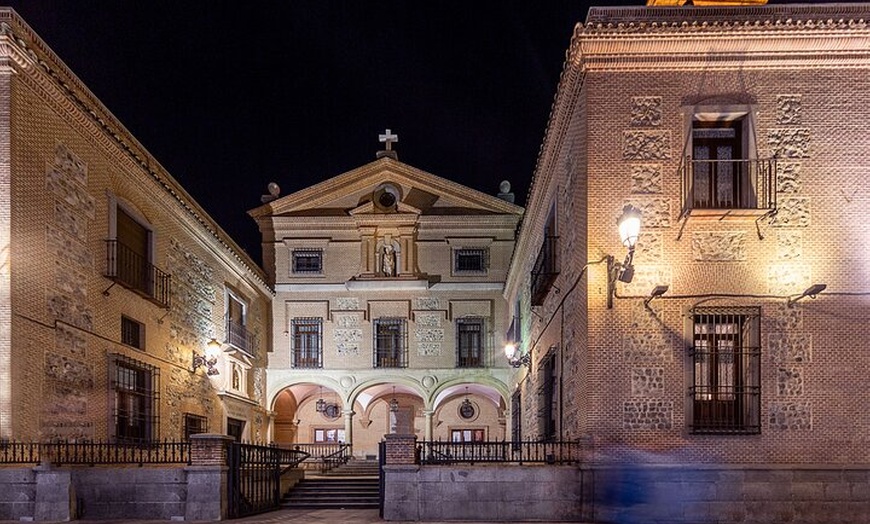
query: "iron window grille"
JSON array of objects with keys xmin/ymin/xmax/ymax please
[
  {"xmin": 456, "ymin": 317, "xmax": 485, "ymax": 368},
  {"xmin": 690, "ymin": 307, "xmax": 761, "ymax": 434},
  {"xmin": 453, "ymin": 248, "xmax": 488, "ymax": 274},
  {"xmin": 121, "ymin": 316, "xmax": 145, "ymax": 350},
  {"xmin": 291, "ymin": 317, "xmax": 323, "ymax": 368},
  {"xmin": 530, "ymin": 211, "xmax": 559, "ymax": 306},
  {"xmin": 183, "ymin": 413, "xmax": 208, "ymax": 441},
  {"xmin": 373, "ymin": 318, "xmax": 408, "ymax": 368},
  {"xmin": 110, "ymin": 354, "xmax": 159, "ymax": 443},
  {"xmin": 537, "ymin": 350, "xmax": 557, "ymax": 442},
  {"xmin": 292, "ymin": 249, "xmax": 323, "ymax": 274}
]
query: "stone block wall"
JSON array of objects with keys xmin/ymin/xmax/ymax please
[
  {"xmin": 0, "ymin": 469, "xmax": 35, "ymax": 520},
  {"xmin": 72, "ymin": 468, "xmax": 187, "ymax": 520}
]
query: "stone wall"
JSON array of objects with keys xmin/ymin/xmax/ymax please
[
  {"xmin": 382, "ymin": 464, "xmax": 583, "ymax": 522},
  {"xmin": 72, "ymin": 468, "xmax": 187, "ymax": 520},
  {"xmin": 0, "ymin": 469, "xmax": 34, "ymax": 520}
]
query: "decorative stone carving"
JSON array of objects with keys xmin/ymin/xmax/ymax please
[
  {"xmin": 630, "ymin": 96, "xmax": 663, "ymax": 127},
  {"xmin": 335, "ymin": 314, "xmax": 361, "ymax": 328},
  {"xmin": 336, "ymin": 297, "xmax": 361, "ymax": 311},
  {"xmin": 45, "ymin": 354, "xmax": 93, "ymax": 387},
  {"xmin": 776, "ymin": 95, "xmax": 802, "ymax": 125},
  {"xmin": 253, "ymin": 368, "xmax": 265, "ymax": 403},
  {"xmin": 776, "ymin": 162, "xmax": 802, "ymax": 194},
  {"xmin": 623, "ymin": 400, "xmax": 672, "ymax": 430},
  {"xmin": 767, "ymin": 263, "xmax": 810, "ymax": 295},
  {"xmin": 777, "ymin": 232, "xmax": 802, "ymax": 260},
  {"xmin": 622, "ymin": 332, "xmax": 671, "ymax": 362},
  {"xmin": 415, "ymin": 328, "xmax": 444, "ymax": 343},
  {"xmin": 632, "ymin": 199, "xmax": 670, "ymax": 228},
  {"xmin": 54, "ymin": 202, "xmax": 88, "ymax": 241},
  {"xmin": 47, "ymin": 293, "xmax": 93, "ymax": 331},
  {"xmin": 771, "ymin": 197, "xmax": 810, "ymax": 228},
  {"xmin": 417, "ymin": 342, "xmax": 442, "ymax": 357},
  {"xmin": 54, "ymin": 142, "xmax": 87, "ymax": 185},
  {"xmin": 768, "ymin": 332, "xmax": 812, "ymax": 363},
  {"xmin": 631, "ymin": 368, "xmax": 664, "ymax": 396},
  {"xmin": 415, "ymin": 297, "xmax": 440, "ymax": 310},
  {"xmin": 766, "ymin": 303, "xmax": 803, "ymax": 332},
  {"xmin": 691, "ymin": 231, "xmax": 746, "ymax": 261},
  {"xmin": 336, "ymin": 343, "xmax": 360, "ymax": 356},
  {"xmin": 45, "ymin": 169, "xmax": 95, "ymax": 218},
  {"xmin": 415, "ymin": 313, "xmax": 441, "ymax": 328},
  {"xmin": 777, "ymin": 367, "xmax": 804, "ymax": 396},
  {"xmin": 623, "ymin": 130, "xmax": 671, "ymax": 160},
  {"xmin": 335, "ymin": 327, "xmax": 362, "ymax": 356},
  {"xmin": 636, "ymin": 232, "xmax": 663, "ymax": 263},
  {"xmin": 768, "ymin": 128, "xmax": 810, "ymax": 158},
  {"xmin": 630, "ymin": 164, "xmax": 662, "ymax": 194},
  {"xmin": 769, "ymin": 401, "xmax": 811, "ymax": 430}
]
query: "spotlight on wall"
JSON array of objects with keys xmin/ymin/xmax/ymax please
[
  {"xmin": 644, "ymin": 285, "xmax": 669, "ymax": 310},
  {"xmin": 787, "ymin": 283, "xmax": 827, "ymax": 307},
  {"xmin": 608, "ymin": 205, "xmax": 643, "ymax": 308},
  {"xmin": 192, "ymin": 338, "xmax": 221, "ymax": 376},
  {"xmin": 504, "ymin": 343, "xmax": 531, "ymax": 369}
]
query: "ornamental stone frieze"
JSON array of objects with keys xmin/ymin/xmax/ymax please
[
  {"xmin": 415, "ymin": 297, "xmax": 440, "ymax": 310},
  {"xmin": 630, "ymin": 96, "xmax": 663, "ymax": 127},
  {"xmin": 623, "ymin": 130, "xmax": 671, "ymax": 160},
  {"xmin": 336, "ymin": 297, "xmax": 361, "ymax": 311},
  {"xmin": 776, "ymin": 94, "xmax": 802, "ymax": 125},
  {"xmin": 691, "ymin": 231, "xmax": 747, "ymax": 261},
  {"xmin": 630, "ymin": 164, "xmax": 663, "ymax": 194}
]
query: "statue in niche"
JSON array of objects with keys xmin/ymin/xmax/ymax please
[{"xmin": 382, "ymin": 244, "xmax": 396, "ymax": 276}]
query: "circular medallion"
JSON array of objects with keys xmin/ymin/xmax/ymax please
[
  {"xmin": 323, "ymin": 403, "xmax": 341, "ymax": 420},
  {"xmin": 459, "ymin": 399, "xmax": 476, "ymax": 420}
]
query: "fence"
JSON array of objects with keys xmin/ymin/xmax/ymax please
[
  {"xmin": 0, "ymin": 440, "xmax": 190, "ymax": 466},
  {"xmin": 274, "ymin": 442, "xmax": 351, "ymax": 473},
  {"xmin": 227, "ymin": 442, "xmax": 309, "ymax": 519},
  {"xmin": 417, "ymin": 440, "xmax": 584, "ymax": 465}
]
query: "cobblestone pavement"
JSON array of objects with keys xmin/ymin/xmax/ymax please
[{"xmin": 0, "ymin": 508, "xmax": 589, "ymax": 523}]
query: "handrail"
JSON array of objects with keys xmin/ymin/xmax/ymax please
[
  {"xmin": 418, "ymin": 440, "xmax": 585, "ymax": 465},
  {"xmin": 0, "ymin": 440, "xmax": 191, "ymax": 466},
  {"xmin": 320, "ymin": 443, "xmax": 352, "ymax": 474}
]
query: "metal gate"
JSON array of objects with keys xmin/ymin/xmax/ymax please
[
  {"xmin": 227, "ymin": 443, "xmax": 309, "ymax": 519},
  {"xmin": 378, "ymin": 440, "xmax": 386, "ymax": 518}
]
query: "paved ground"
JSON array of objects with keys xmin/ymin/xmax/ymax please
[{"xmin": 0, "ymin": 508, "xmax": 587, "ymax": 523}]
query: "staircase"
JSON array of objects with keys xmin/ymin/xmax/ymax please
[{"xmin": 281, "ymin": 459, "xmax": 380, "ymax": 510}]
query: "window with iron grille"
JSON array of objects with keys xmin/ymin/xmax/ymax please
[
  {"xmin": 111, "ymin": 354, "xmax": 158, "ymax": 443},
  {"xmin": 374, "ymin": 318, "xmax": 407, "ymax": 368},
  {"xmin": 537, "ymin": 350, "xmax": 557, "ymax": 441},
  {"xmin": 121, "ymin": 316, "xmax": 145, "ymax": 350},
  {"xmin": 690, "ymin": 307, "xmax": 761, "ymax": 434},
  {"xmin": 456, "ymin": 317, "xmax": 484, "ymax": 368},
  {"xmin": 511, "ymin": 390, "xmax": 522, "ymax": 448},
  {"xmin": 225, "ymin": 290, "xmax": 254, "ymax": 354},
  {"xmin": 292, "ymin": 317, "xmax": 323, "ymax": 368},
  {"xmin": 453, "ymin": 248, "xmax": 488, "ymax": 274},
  {"xmin": 183, "ymin": 413, "xmax": 208, "ymax": 440},
  {"xmin": 292, "ymin": 249, "xmax": 323, "ymax": 274},
  {"xmin": 530, "ymin": 206, "xmax": 559, "ymax": 306}
]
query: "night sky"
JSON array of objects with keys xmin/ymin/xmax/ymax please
[{"xmin": 4, "ymin": 1, "xmax": 835, "ymax": 266}]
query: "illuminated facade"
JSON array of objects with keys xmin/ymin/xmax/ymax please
[
  {"xmin": 506, "ymin": 3, "xmax": 870, "ymax": 521},
  {"xmin": 0, "ymin": 9, "xmax": 271, "ymax": 443},
  {"xmin": 249, "ymin": 151, "xmax": 523, "ymax": 458}
]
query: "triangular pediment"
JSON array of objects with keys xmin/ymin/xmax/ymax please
[{"xmin": 249, "ymin": 157, "xmax": 523, "ymax": 219}]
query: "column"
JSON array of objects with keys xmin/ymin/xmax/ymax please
[
  {"xmin": 423, "ymin": 409, "xmax": 435, "ymax": 441},
  {"xmin": 343, "ymin": 409, "xmax": 355, "ymax": 446}
]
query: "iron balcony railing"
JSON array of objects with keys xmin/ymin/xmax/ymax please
[
  {"xmin": 105, "ymin": 240, "xmax": 171, "ymax": 308},
  {"xmin": 227, "ymin": 318, "xmax": 256, "ymax": 355},
  {"xmin": 682, "ymin": 157, "xmax": 776, "ymax": 211},
  {"xmin": 0, "ymin": 439, "xmax": 190, "ymax": 466},
  {"xmin": 417, "ymin": 440, "xmax": 584, "ymax": 465},
  {"xmin": 530, "ymin": 234, "xmax": 559, "ymax": 306}
]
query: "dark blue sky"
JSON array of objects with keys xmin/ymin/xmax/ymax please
[{"xmin": 4, "ymin": 1, "xmax": 830, "ymax": 265}]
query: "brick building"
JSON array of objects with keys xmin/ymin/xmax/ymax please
[
  {"xmin": 0, "ymin": 9, "xmax": 271, "ymax": 443},
  {"xmin": 504, "ymin": 2, "xmax": 870, "ymax": 521},
  {"xmin": 249, "ymin": 143, "xmax": 523, "ymax": 458}
]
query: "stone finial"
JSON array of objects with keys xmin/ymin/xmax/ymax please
[{"xmin": 497, "ymin": 180, "xmax": 515, "ymax": 203}]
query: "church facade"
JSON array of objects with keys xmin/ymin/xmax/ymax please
[
  {"xmin": 505, "ymin": 2, "xmax": 870, "ymax": 521},
  {"xmin": 0, "ymin": 9, "xmax": 271, "ymax": 443},
  {"xmin": 249, "ymin": 146, "xmax": 523, "ymax": 458}
]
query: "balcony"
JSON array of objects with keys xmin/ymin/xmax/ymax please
[
  {"xmin": 682, "ymin": 157, "xmax": 776, "ymax": 212},
  {"xmin": 530, "ymin": 234, "xmax": 559, "ymax": 306},
  {"xmin": 105, "ymin": 240, "xmax": 171, "ymax": 308},
  {"xmin": 226, "ymin": 318, "xmax": 256, "ymax": 355}
]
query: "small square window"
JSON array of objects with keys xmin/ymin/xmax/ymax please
[
  {"xmin": 121, "ymin": 316, "xmax": 145, "ymax": 350},
  {"xmin": 292, "ymin": 249, "xmax": 323, "ymax": 274},
  {"xmin": 454, "ymin": 248, "xmax": 487, "ymax": 274},
  {"xmin": 183, "ymin": 413, "xmax": 208, "ymax": 440}
]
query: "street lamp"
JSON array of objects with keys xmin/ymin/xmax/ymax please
[
  {"xmin": 192, "ymin": 338, "xmax": 221, "ymax": 375},
  {"xmin": 504, "ymin": 343, "xmax": 531, "ymax": 369},
  {"xmin": 608, "ymin": 205, "xmax": 643, "ymax": 308}
]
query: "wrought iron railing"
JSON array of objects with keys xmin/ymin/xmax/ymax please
[
  {"xmin": 105, "ymin": 240, "xmax": 171, "ymax": 308},
  {"xmin": 226, "ymin": 318, "xmax": 256, "ymax": 354},
  {"xmin": 320, "ymin": 443, "xmax": 352, "ymax": 474},
  {"xmin": 417, "ymin": 440, "xmax": 584, "ymax": 465},
  {"xmin": 682, "ymin": 157, "xmax": 776, "ymax": 212},
  {"xmin": 227, "ymin": 442, "xmax": 310, "ymax": 519},
  {"xmin": 530, "ymin": 234, "xmax": 559, "ymax": 306},
  {"xmin": 275, "ymin": 443, "xmax": 351, "ymax": 472},
  {"xmin": 0, "ymin": 440, "xmax": 190, "ymax": 466}
]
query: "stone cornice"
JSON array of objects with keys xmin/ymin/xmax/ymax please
[{"xmin": 0, "ymin": 9, "xmax": 270, "ymax": 292}]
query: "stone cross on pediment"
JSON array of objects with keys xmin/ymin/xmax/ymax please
[{"xmin": 379, "ymin": 129, "xmax": 398, "ymax": 151}]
